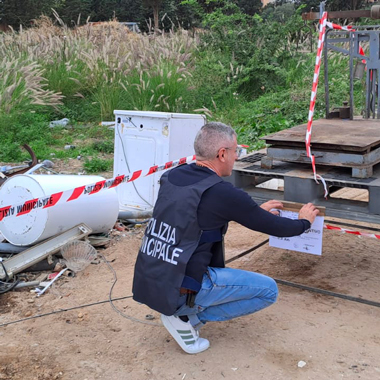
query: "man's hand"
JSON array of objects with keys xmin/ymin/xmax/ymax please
[
  {"xmin": 260, "ymin": 200, "xmax": 283, "ymax": 215},
  {"xmin": 298, "ymin": 203, "xmax": 319, "ymax": 225}
]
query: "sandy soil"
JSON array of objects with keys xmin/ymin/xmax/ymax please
[
  {"xmin": 1, "ymin": 217, "xmax": 380, "ymax": 380},
  {"xmin": 1, "ymin": 158, "xmax": 380, "ymax": 379}
]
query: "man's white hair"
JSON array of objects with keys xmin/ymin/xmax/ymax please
[{"xmin": 194, "ymin": 122, "xmax": 237, "ymax": 160}]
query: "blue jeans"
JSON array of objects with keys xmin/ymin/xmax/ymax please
[{"xmin": 174, "ymin": 267, "xmax": 278, "ymax": 330}]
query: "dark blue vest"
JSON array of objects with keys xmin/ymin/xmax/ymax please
[{"xmin": 132, "ymin": 166, "xmax": 223, "ymax": 315}]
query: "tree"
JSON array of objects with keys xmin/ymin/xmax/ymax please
[
  {"xmin": 326, "ymin": 0, "xmax": 365, "ymax": 11},
  {"xmin": 236, "ymin": 0, "xmax": 262, "ymax": 16},
  {"xmin": 61, "ymin": 0, "xmax": 91, "ymax": 25},
  {"xmin": 274, "ymin": 0, "xmax": 366, "ymax": 13},
  {"xmin": 262, "ymin": 2, "xmax": 299, "ymax": 22},
  {"xmin": 114, "ymin": 0, "xmax": 144, "ymax": 23},
  {"xmin": 142, "ymin": 0, "xmax": 163, "ymax": 33},
  {"xmin": 90, "ymin": 0, "xmax": 117, "ymax": 21},
  {"xmin": 0, "ymin": 0, "xmax": 62, "ymax": 28}
]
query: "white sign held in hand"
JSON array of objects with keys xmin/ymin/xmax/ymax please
[{"xmin": 269, "ymin": 210, "xmax": 324, "ymax": 256}]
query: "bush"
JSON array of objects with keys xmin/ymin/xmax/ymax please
[
  {"xmin": 0, "ymin": 112, "xmax": 54, "ymax": 161},
  {"xmin": 83, "ymin": 157, "xmax": 113, "ymax": 173},
  {"xmin": 92, "ymin": 140, "xmax": 114, "ymax": 154}
]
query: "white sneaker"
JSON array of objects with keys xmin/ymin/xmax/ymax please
[{"xmin": 161, "ymin": 314, "xmax": 210, "ymax": 354}]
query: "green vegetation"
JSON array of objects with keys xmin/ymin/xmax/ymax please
[
  {"xmin": 0, "ymin": 4, "xmax": 372, "ymax": 172},
  {"xmin": 83, "ymin": 157, "xmax": 114, "ymax": 173}
]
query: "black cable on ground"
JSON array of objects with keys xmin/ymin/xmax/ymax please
[
  {"xmin": 0, "ymin": 277, "xmax": 19, "ymax": 294},
  {"xmin": 225, "ymin": 239, "xmax": 269, "ymax": 264},
  {"xmin": 0, "ymin": 295, "xmax": 133, "ymax": 328},
  {"xmin": 227, "ymin": 239, "xmax": 380, "ymax": 309},
  {"xmin": 274, "ymin": 278, "xmax": 380, "ymax": 308},
  {"xmin": 0, "ymin": 262, "xmax": 20, "ymax": 294}
]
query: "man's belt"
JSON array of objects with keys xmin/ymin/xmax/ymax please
[{"xmin": 180, "ymin": 287, "xmax": 196, "ymax": 295}]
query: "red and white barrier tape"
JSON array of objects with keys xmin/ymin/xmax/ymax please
[
  {"xmin": 326, "ymin": 21, "xmax": 366, "ymax": 63},
  {"xmin": 306, "ymin": 11, "xmax": 328, "ymax": 197},
  {"xmin": 306, "ymin": 16, "xmax": 367, "ymax": 198},
  {"xmin": 326, "ymin": 21, "xmax": 352, "ymax": 31},
  {"xmin": 324, "ymin": 224, "xmax": 380, "ymax": 240},
  {"xmin": 0, "ymin": 155, "xmax": 196, "ymax": 222}
]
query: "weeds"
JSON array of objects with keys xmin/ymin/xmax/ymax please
[
  {"xmin": 83, "ymin": 157, "xmax": 113, "ymax": 173},
  {"xmin": 92, "ymin": 140, "xmax": 114, "ymax": 154}
]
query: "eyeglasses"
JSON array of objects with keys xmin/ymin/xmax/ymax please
[{"xmin": 216, "ymin": 146, "xmax": 241, "ymax": 158}]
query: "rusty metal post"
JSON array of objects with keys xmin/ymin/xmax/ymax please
[{"xmin": 302, "ymin": 6, "xmax": 380, "ymax": 21}]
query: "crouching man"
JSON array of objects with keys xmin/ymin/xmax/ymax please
[{"xmin": 132, "ymin": 122, "xmax": 319, "ymax": 354}]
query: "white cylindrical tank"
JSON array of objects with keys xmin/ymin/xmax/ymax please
[{"xmin": 0, "ymin": 174, "xmax": 119, "ymax": 246}]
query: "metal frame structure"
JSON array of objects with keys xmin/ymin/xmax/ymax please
[{"xmin": 324, "ymin": 27, "xmax": 380, "ymax": 119}]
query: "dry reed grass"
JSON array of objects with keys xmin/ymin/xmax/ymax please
[
  {"xmin": 0, "ymin": 54, "xmax": 63, "ymax": 114},
  {"xmin": 1, "ymin": 14, "xmax": 198, "ymax": 117}
]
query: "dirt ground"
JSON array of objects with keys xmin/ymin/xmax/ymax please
[
  {"xmin": 1, "ymin": 159, "xmax": 380, "ymax": 379},
  {"xmin": 1, "ymin": 214, "xmax": 380, "ymax": 380}
]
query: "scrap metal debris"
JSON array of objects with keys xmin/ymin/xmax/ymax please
[{"xmin": 0, "ymin": 144, "xmax": 38, "ymax": 185}]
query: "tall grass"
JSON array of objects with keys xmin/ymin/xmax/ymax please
[
  {"xmin": 1, "ymin": 16, "xmax": 198, "ymax": 120},
  {"xmin": 0, "ymin": 53, "xmax": 63, "ymax": 115}
]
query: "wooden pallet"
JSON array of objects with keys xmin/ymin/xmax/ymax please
[
  {"xmin": 229, "ymin": 150, "xmax": 380, "ymax": 224},
  {"xmin": 261, "ymin": 119, "xmax": 380, "ymax": 178}
]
